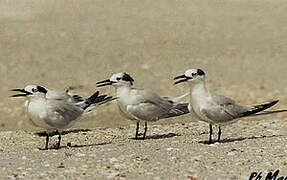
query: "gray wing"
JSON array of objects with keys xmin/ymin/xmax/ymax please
[
  {"xmin": 127, "ymin": 102, "xmax": 167, "ymax": 121},
  {"xmin": 126, "ymin": 89, "xmax": 187, "ymax": 121},
  {"xmin": 127, "ymin": 102, "xmax": 189, "ymax": 121},
  {"xmin": 211, "ymin": 93, "xmax": 236, "ymax": 105},
  {"xmin": 135, "ymin": 89, "xmax": 175, "ymax": 111},
  {"xmin": 125, "ymin": 89, "xmax": 173, "ymax": 121},
  {"xmin": 201, "ymin": 94, "xmax": 251, "ymax": 124},
  {"xmin": 201, "ymin": 103, "xmax": 250, "ymax": 124},
  {"xmin": 44, "ymin": 100, "xmax": 84, "ymax": 129}
]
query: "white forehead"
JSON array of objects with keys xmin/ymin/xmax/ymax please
[
  {"xmin": 24, "ymin": 85, "xmax": 38, "ymax": 92},
  {"xmin": 110, "ymin": 72, "xmax": 125, "ymax": 80},
  {"xmin": 185, "ymin": 69, "xmax": 198, "ymax": 77}
]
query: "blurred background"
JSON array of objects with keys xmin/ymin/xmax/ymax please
[{"xmin": 1, "ymin": 0, "xmax": 287, "ymax": 131}]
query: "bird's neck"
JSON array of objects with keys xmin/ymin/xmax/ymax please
[
  {"xmin": 115, "ymin": 85, "xmax": 131, "ymax": 98},
  {"xmin": 189, "ymin": 80, "xmax": 208, "ymax": 98},
  {"xmin": 27, "ymin": 95, "xmax": 46, "ymax": 102}
]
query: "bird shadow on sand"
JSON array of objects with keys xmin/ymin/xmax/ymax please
[
  {"xmin": 199, "ymin": 134, "xmax": 284, "ymax": 144},
  {"xmin": 146, "ymin": 133, "xmax": 181, "ymax": 140},
  {"xmin": 130, "ymin": 133, "xmax": 181, "ymax": 140},
  {"xmin": 35, "ymin": 129, "xmax": 111, "ymax": 150},
  {"xmin": 64, "ymin": 141, "xmax": 112, "ymax": 149},
  {"xmin": 38, "ymin": 142, "xmax": 112, "ymax": 150},
  {"xmin": 35, "ymin": 129, "xmax": 92, "ymax": 137}
]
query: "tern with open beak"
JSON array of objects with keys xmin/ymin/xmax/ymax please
[
  {"xmin": 11, "ymin": 85, "xmax": 114, "ymax": 149},
  {"xmin": 174, "ymin": 68, "xmax": 287, "ymax": 143}
]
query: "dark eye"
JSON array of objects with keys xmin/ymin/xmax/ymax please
[
  {"xmin": 192, "ymin": 73, "xmax": 197, "ymax": 76},
  {"xmin": 32, "ymin": 88, "xmax": 37, "ymax": 93},
  {"xmin": 116, "ymin": 77, "xmax": 121, "ymax": 81}
]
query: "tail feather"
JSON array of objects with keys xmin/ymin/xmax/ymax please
[
  {"xmin": 240, "ymin": 100, "xmax": 279, "ymax": 117},
  {"xmin": 83, "ymin": 91, "xmax": 115, "ymax": 110}
]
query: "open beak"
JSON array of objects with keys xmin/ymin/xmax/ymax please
[
  {"xmin": 96, "ymin": 79, "xmax": 114, "ymax": 87},
  {"xmin": 10, "ymin": 89, "xmax": 32, "ymax": 97},
  {"xmin": 173, "ymin": 74, "xmax": 190, "ymax": 85}
]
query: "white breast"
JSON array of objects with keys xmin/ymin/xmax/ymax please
[
  {"xmin": 116, "ymin": 88, "xmax": 141, "ymax": 121},
  {"xmin": 190, "ymin": 89, "xmax": 212, "ymax": 123},
  {"xmin": 26, "ymin": 98, "xmax": 53, "ymax": 129}
]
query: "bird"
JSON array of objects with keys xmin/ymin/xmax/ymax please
[
  {"xmin": 174, "ymin": 68, "xmax": 286, "ymax": 144},
  {"xmin": 11, "ymin": 85, "xmax": 114, "ymax": 150},
  {"xmin": 96, "ymin": 72, "xmax": 189, "ymax": 140}
]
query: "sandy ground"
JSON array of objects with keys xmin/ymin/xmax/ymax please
[
  {"xmin": 0, "ymin": 0, "xmax": 287, "ymax": 179},
  {"xmin": 0, "ymin": 118, "xmax": 287, "ymax": 179}
]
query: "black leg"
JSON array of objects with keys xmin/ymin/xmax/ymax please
[
  {"xmin": 135, "ymin": 122, "xmax": 140, "ymax": 140},
  {"xmin": 209, "ymin": 124, "xmax": 213, "ymax": 144},
  {"xmin": 45, "ymin": 132, "xmax": 50, "ymax": 150},
  {"xmin": 56, "ymin": 131, "xmax": 61, "ymax": 149},
  {"xmin": 218, "ymin": 126, "xmax": 222, "ymax": 143},
  {"xmin": 142, "ymin": 122, "xmax": 148, "ymax": 140}
]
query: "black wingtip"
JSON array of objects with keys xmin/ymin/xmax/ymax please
[
  {"xmin": 241, "ymin": 100, "xmax": 279, "ymax": 117},
  {"xmin": 87, "ymin": 91, "xmax": 99, "ymax": 102},
  {"xmin": 254, "ymin": 100, "xmax": 279, "ymax": 109},
  {"xmin": 84, "ymin": 91, "xmax": 116, "ymax": 108},
  {"xmin": 269, "ymin": 100, "xmax": 279, "ymax": 106}
]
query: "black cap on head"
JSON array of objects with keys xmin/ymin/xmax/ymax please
[
  {"xmin": 37, "ymin": 86, "xmax": 48, "ymax": 93},
  {"xmin": 197, "ymin": 69, "xmax": 205, "ymax": 76},
  {"xmin": 122, "ymin": 73, "xmax": 134, "ymax": 85}
]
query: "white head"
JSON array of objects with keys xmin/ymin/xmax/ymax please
[
  {"xmin": 11, "ymin": 85, "xmax": 48, "ymax": 98},
  {"xmin": 174, "ymin": 69, "xmax": 206, "ymax": 85},
  {"xmin": 96, "ymin": 72, "xmax": 134, "ymax": 88}
]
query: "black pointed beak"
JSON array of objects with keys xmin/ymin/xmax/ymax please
[
  {"xmin": 10, "ymin": 89, "xmax": 32, "ymax": 97},
  {"xmin": 96, "ymin": 79, "xmax": 114, "ymax": 87},
  {"xmin": 173, "ymin": 75, "xmax": 190, "ymax": 85}
]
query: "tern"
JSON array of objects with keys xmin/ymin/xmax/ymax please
[
  {"xmin": 11, "ymin": 85, "xmax": 114, "ymax": 149},
  {"xmin": 174, "ymin": 68, "xmax": 286, "ymax": 143},
  {"xmin": 96, "ymin": 72, "xmax": 189, "ymax": 140}
]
